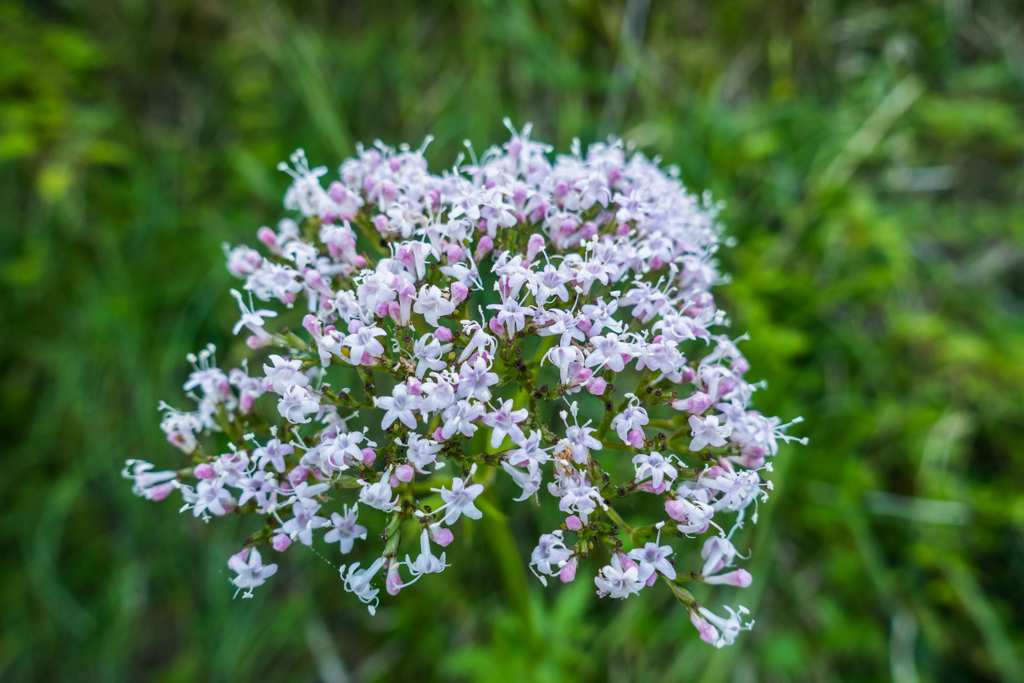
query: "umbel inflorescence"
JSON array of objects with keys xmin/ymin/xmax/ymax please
[{"xmin": 125, "ymin": 120, "xmax": 806, "ymax": 648}]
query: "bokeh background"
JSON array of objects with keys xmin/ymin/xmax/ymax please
[{"xmin": 2, "ymin": 0, "xmax": 1024, "ymax": 681}]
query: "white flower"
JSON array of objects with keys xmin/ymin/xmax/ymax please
[
  {"xmin": 324, "ymin": 504, "xmax": 367, "ymax": 554},
  {"xmin": 229, "ymin": 549, "xmax": 278, "ymax": 597},
  {"xmin": 262, "ymin": 355, "xmax": 309, "ymax": 394},
  {"xmin": 627, "ymin": 542, "xmax": 676, "ymax": 581},
  {"xmin": 632, "ymin": 452, "xmax": 678, "ymax": 489},
  {"xmin": 277, "ymin": 385, "xmax": 320, "ymax": 424},
  {"xmin": 413, "ymin": 284, "xmax": 456, "ymax": 326},
  {"xmin": 697, "ymin": 605, "xmax": 753, "ymax": 648},
  {"xmin": 481, "ymin": 399, "xmax": 528, "ymax": 448},
  {"xmin": 438, "ymin": 477, "xmax": 484, "ymax": 525},
  {"xmin": 375, "ymin": 383, "xmax": 419, "ymax": 429},
  {"xmin": 405, "ymin": 529, "xmax": 448, "ymax": 576},
  {"xmin": 688, "ymin": 414, "xmax": 732, "ymax": 451},
  {"xmin": 594, "ymin": 554, "xmax": 644, "ymax": 599}
]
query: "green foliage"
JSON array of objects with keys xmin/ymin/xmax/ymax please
[{"xmin": 2, "ymin": 0, "xmax": 1023, "ymax": 680}]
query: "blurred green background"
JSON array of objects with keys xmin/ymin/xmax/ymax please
[{"xmin": 2, "ymin": 0, "xmax": 1023, "ymax": 681}]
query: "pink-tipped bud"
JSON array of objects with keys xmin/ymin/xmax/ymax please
[
  {"xmin": 681, "ymin": 366, "xmax": 696, "ymax": 383},
  {"xmin": 148, "ymin": 482, "xmax": 175, "ymax": 501},
  {"xmin": 429, "ymin": 527, "xmax": 454, "ymax": 547},
  {"xmin": 572, "ymin": 368, "xmax": 593, "ymax": 385},
  {"xmin": 395, "ymin": 464, "xmax": 414, "ymax": 483},
  {"xmin": 488, "ymin": 317, "xmax": 504, "ymax": 336},
  {"xmin": 627, "ymin": 429, "xmax": 645, "ymax": 448},
  {"xmin": 386, "ymin": 563, "xmax": 403, "ymax": 596},
  {"xmin": 375, "ymin": 301, "xmax": 391, "ymax": 319},
  {"xmin": 435, "ymin": 326, "xmax": 453, "ymax": 342},
  {"xmin": 240, "ymin": 394, "xmax": 255, "ymax": 413},
  {"xmin": 373, "ymin": 214, "xmax": 390, "ymax": 234},
  {"xmin": 432, "ymin": 427, "xmax": 445, "ymax": 442},
  {"xmin": 353, "ymin": 254, "xmax": 367, "ymax": 268},
  {"xmin": 577, "ymin": 318, "xmax": 592, "ymax": 334},
  {"xmin": 360, "ymin": 448, "xmax": 377, "ymax": 465},
  {"xmin": 704, "ymin": 569, "xmax": 753, "ymax": 587},
  {"xmin": 587, "ymin": 377, "xmax": 607, "ymax": 396},
  {"xmin": 193, "ymin": 464, "xmax": 215, "ymax": 480},
  {"xmin": 288, "ymin": 467, "xmax": 308, "ymax": 486},
  {"xmin": 389, "ymin": 473, "xmax": 400, "ymax": 488},
  {"xmin": 446, "ymin": 243, "xmax": 465, "ymax": 263},
  {"xmin": 257, "ymin": 226, "xmax": 278, "ymax": 250},
  {"xmin": 637, "ymin": 481, "xmax": 667, "ymax": 494},
  {"xmin": 388, "ymin": 300, "xmax": 402, "ymax": 323},
  {"xmin": 665, "ymin": 498, "xmax": 687, "ymax": 522},
  {"xmin": 731, "ymin": 357, "xmax": 750, "ymax": 375},
  {"xmin": 450, "ymin": 282, "xmax": 469, "ymax": 305},
  {"xmin": 246, "ymin": 335, "xmax": 271, "ymax": 349},
  {"xmin": 360, "ymin": 352, "xmax": 374, "ymax": 366},
  {"xmin": 617, "ymin": 554, "xmax": 639, "ymax": 572},
  {"xmin": 302, "ymin": 314, "xmax": 321, "ymax": 337},
  {"xmin": 560, "ymin": 558, "xmax": 578, "ymax": 583},
  {"xmin": 525, "ymin": 234, "xmax": 546, "ymax": 261},
  {"xmin": 272, "ymin": 534, "xmax": 292, "ymax": 552},
  {"xmin": 565, "ymin": 515, "xmax": 583, "ymax": 531},
  {"xmin": 672, "ymin": 391, "xmax": 713, "ymax": 414},
  {"xmin": 474, "ymin": 236, "xmax": 494, "ymax": 262},
  {"xmin": 690, "ymin": 611, "xmax": 719, "ymax": 645},
  {"xmin": 580, "ymin": 221, "xmax": 598, "ymax": 240}
]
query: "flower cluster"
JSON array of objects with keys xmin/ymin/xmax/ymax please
[{"xmin": 125, "ymin": 120, "xmax": 806, "ymax": 645}]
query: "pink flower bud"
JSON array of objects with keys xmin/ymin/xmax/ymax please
[
  {"xmin": 474, "ymin": 236, "xmax": 494, "ymax": 262},
  {"xmin": 373, "ymin": 214, "xmax": 390, "ymax": 234},
  {"xmin": 690, "ymin": 611, "xmax": 719, "ymax": 645},
  {"xmin": 302, "ymin": 314, "xmax": 320, "ymax": 337},
  {"xmin": 395, "ymin": 464, "xmax": 415, "ymax": 482},
  {"xmin": 446, "ymin": 243, "xmax": 465, "ymax": 263},
  {"xmin": 388, "ymin": 300, "xmax": 402, "ymax": 323},
  {"xmin": 650, "ymin": 257, "xmax": 664, "ymax": 270},
  {"xmin": 375, "ymin": 301, "xmax": 391, "ymax": 319},
  {"xmin": 525, "ymin": 233, "xmax": 546, "ymax": 261},
  {"xmin": 665, "ymin": 498, "xmax": 687, "ymax": 522},
  {"xmin": 572, "ymin": 368, "xmax": 593, "ymax": 385},
  {"xmin": 488, "ymin": 316, "xmax": 504, "ymax": 336},
  {"xmin": 681, "ymin": 366, "xmax": 696, "ymax": 383},
  {"xmin": 435, "ymin": 326, "xmax": 453, "ymax": 342},
  {"xmin": 617, "ymin": 553, "xmax": 639, "ymax": 572},
  {"xmin": 580, "ymin": 221, "xmax": 598, "ymax": 240},
  {"xmin": 577, "ymin": 318, "xmax": 592, "ymax": 334},
  {"xmin": 450, "ymin": 282, "xmax": 469, "ymax": 305},
  {"xmin": 627, "ymin": 429, "xmax": 645, "ymax": 448},
  {"xmin": 193, "ymin": 464, "xmax": 215, "ymax": 480},
  {"xmin": 288, "ymin": 467, "xmax": 308, "ymax": 486},
  {"xmin": 360, "ymin": 448, "xmax": 376, "ymax": 465},
  {"xmin": 272, "ymin": 534, "xmax": 292, "ymax": 552},
  {"xmin": 246, "ymin": 335, "xmax": 271, "ymax": 349},
  {"xmin": 565, "ymin": 515, "xmax": 582, "ymax": 531},
  {"xmin": 148, "ymin": 482, "xmax": 175, "ymax": 501},
  {"xmin": 360, "ymin": 352, "xmax": 374, "ymax": 366},
  {"xmin": 587, "ymin": 377, "xmax": 607, "ymax": 396},
  {"xmin": 560, "ymin": 558, "xmax": 578, "ymax": 583},
  {"xmin": 386, "ymin": 563, "xmax": 403, "ymax": 596},
  {"xmin": 637, "ymin": 481, "xmax": 667, "ymax": 494},
  {"xmin": 704, "ymin": 569, "xmax": 753, "ymax": 587},
  {"xmin": 432, "ymin": 427, "xmax": 445, "ymax": 442},
  {"xmin": 731, "ymin": 357, "xmax": 750, "ymax": 375},
  {"xmin": 353, "ymin": 254, "xmax": 367, "ymax": 268},
  {"xmin": 389, "ymin": 473, "xmax": 400, "ymax": 488},
  {"xmin": 672, "ymin": 391, "xmax": 713, "ymax": 414},
  {"xmin": 429, "ymin": 527, "xmax": 454, "ymax": 547},
  {"xmin": 240, "ymin": 394, "xmax": 255, "ymax": 413},
  {"xmin": 257, "ymin": 226, "xmax": 278, "ymax": 250}
]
